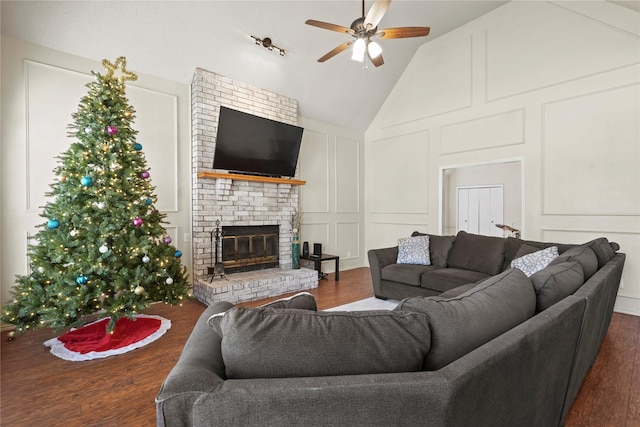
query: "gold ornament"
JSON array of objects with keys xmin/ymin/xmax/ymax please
[
  {"xmin": 7, "ymin": 331, "xmax": 16, "ymax": 341},
  {"xmin": 102, "ymin": 56, "xmax": 138, "ymax": 83},
  {"xmin": 134, "ymin": 285, "xmax": 144, "ymax": 295},
  {"xmin": 60, "ymin": 175, "xmax": 67, "ymax": 182}
]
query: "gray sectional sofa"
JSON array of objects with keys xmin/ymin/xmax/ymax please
[{"xmin": 156, "ymin": 232, "xmax": 625, "ymax": 427}]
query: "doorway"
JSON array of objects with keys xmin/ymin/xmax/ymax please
[{"xmin": 440, "ymin": 159, "xmax": 523, "ymax": 237}]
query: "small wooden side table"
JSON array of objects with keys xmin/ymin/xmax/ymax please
[{"xmin": 301, "ymin": 253, "xmax": 340, "ymax": 281}]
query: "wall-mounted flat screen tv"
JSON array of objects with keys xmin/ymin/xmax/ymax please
[{"xmin": 212, "ymin": 106, "xmax": 304, "ymax": 178}]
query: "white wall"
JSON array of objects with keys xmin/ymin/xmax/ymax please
[
  {"xmin": 298, "ymin": 117, "xmax": 365, "ymax": 273},
  {"xmin": 0, "ymin": 37, "xmax": 192, "ymax": 313},
  {"xmin": 365, "ymin": 1, "xmax": 640, "ymax": 314}
]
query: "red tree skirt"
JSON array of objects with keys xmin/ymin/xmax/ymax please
[{"xmin": 44, "ymin": 314, "xmax": 171, "ymax": 361}]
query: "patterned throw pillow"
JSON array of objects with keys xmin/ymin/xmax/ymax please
[
  {"xmin": 511, "ymin": 246, "xmax": 559, "ymax": 277},
  {"xmin": 397, "ymin": 235, "xmax": 431, "ymax": 265}
]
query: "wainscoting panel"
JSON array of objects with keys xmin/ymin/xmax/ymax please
[
  {"xmin": 367, "ymin": 222, "xmax": 430, "ymax": 256},
  {"xmin": 440, "ymin": 109, "xmax": 525, "ymax": 154},
  {"xmin": 370, "ymin": 131, "xmax": 430, "ymax": 214},
  {"xmin": 301, "ymin": 222, "xmax": 331, "ymax": 253},
  {"xmin": 2, "ymin": 39, "xmax": 191, "ymax": 308},
  {"xmin": 486, "ymin": 2, "xmax": 640, "ymax": 101},
  {"xmin": 127, "ymin": 87, "xmax": 179, "ymax": 212},
  {"xmin": 335, "ymin": 136, "xmax": 360, "ymax": 213},
  {"xmin": 26, "ymin": 61, "xmax": 92, "ymax": 211},
  {"xmin": 541, "ymin": 84, "xmax": 640, "ymax": 216},
  {"xmin": 336, "ymin": 222, "xmax": 360, "ymax": 260},
  {"xmin": 380, "ymin": 36, "xmax": 472, "ymax": 128},
  {"xmin": 299, "ymin": 129, "xmax": 330, "ymax": 213}
]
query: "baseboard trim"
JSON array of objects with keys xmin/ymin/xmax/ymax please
[{"xmin": 614, "ymin": 295, "xmax": 640, "ymax": 317}]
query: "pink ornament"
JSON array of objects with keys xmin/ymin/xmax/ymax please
[
  {"xmin": 107, "ymin": 126, "xmax": 118, "ymax": 135},
  {"xmin": 133, "ymin": 217, "xmax": 143, "ymax": 227},
  {"xmin": 141, "ymin": 171, "xmax": 150, "ymax": 179},
  {"xmin": 163, "ymin": 236, "xmax": 172, "ymax": 244}
]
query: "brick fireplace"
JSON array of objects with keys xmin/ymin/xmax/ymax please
[{"xmin": 190, "ymin": 68, "xmax": 317, "ymax": 304}]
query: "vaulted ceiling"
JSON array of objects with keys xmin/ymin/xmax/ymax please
[{"xmin": 3, "ymin": 1, "xmax": 636, "ymax": 131}]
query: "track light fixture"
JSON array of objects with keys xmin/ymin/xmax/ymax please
[{"xmin": 251, "ymin": 36, "xmax": 286, "ymax": 56}]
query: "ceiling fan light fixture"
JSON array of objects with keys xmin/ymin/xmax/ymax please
[
  {"xmin": 368, "ymin": 40, "xmax": 382, "ymax": 58},
  {"xmin": 351, "ymin": 38, "xmax": 366, "ymax": 62}
]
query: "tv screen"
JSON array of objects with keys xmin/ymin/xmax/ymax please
[{"xmin": 213, "ymin": 106, "xmax": 304, "ymax": 178}]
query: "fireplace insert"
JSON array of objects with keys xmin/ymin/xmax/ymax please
[{"xmin": 221, "ymin": 225, "xmax": 279, "ymax": 274}]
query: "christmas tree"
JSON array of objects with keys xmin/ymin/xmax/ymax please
[{"xmin": 2, "ymin": 57, "xmax": 190, "ymax": 333}]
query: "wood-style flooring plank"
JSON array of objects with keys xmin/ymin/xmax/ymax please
[
  {"xmin": 1, "ymin": 266, "xmax": 637, "ymax": 426},
  {"xmin": 564, "ymin": 313, "xmax": 640, "ymax": 427}
]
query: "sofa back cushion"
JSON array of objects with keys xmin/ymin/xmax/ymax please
[
  {"xmin": 585, "ymin": 237, "xmax": 616, "ymax": 269},
  {"xmin": 549, "ymin": 245, "xmax": 598, "ymax": 280},
  {"xmin": 530, "ymin": 261, "xmax": 584, "ymax": 312},
  {"xmin": 395, "ymin": 268, "xmax": 536, "ymax": 370},
  {"xmin": 412, "ymin": 232, "xmax": 455, "ymax": 267},
  {"xmin": 446, "ymin": 231, "xmax": 506, "ymax": 275},
  {"xmin": 219, "ymin": 308, "xmax": 431, "ymax": 379},
  {"xmin": 207, "ymin": 292, "xmax": 317, "ymax": 337}
]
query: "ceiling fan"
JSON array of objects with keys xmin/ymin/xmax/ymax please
[{"xmin": 305, "ymin": 0, "xmax": 430, "ymax": 67}]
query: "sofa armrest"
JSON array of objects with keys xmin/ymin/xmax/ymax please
[
  {"xmin": 156, "ymin": 301, "xmax": 234, "ymax": 427},
  {"xmin": 368, "ymin": 246, "xmax": 399, "ymax": 296}
]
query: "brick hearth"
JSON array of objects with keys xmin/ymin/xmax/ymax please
[{"xmin": 190, "ymin": 68, "xmax": 318, "ymax": 304}]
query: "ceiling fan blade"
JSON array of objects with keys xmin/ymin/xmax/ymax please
[
  {"xmin": 317, "ymin": 41, "xmax": 353, "ymax": 62},
  {"xmin": 364, "ymin": 0, "xmax": 391, "ymax": 30},
  {"xmin": 377, "ymin": 27, "xmax": 431, "ymax": 39},
  {"xmin": 305, "ymin": 19, "xmax": 353, "ymax": 34},
  {"xmin": 369, "ymin": 51, "xmax": 384, "ymax": 67}
]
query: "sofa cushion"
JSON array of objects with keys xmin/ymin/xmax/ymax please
[
  {"xmin": 550, "ymin": 245, "xmax": 598, "ymax": 280},
  {"xmin": 585, "ymin": 237, "xmax": 615, "ymax": 269},
  {"xmin": 420, "ymin": 268, "xmax": 490, "ymax": 293},
  {"xmin": 511, "ymin": 246, "xmax": 559, "ymax": 277},
  {"xmin": 219, "ymin": 308, "xmax": 432, "ymax": 379},
  {"xmin": 397, "ymin": 235, "xmax": 431, "ymax": 265},
  {"xmin": 381, "ymin": 264, "xmax": 442, "ymax": 287},
  {"xmin": 395, "ymin": 268, "xmax": 536, "ymax": 370},
  {"xmin": 207, "ymin": 292, "xmax": 317, "ymax": 335},
  {"xmin": 446, "ymin": 231, "xmax": 506, "ymax": 275},
  {"xmin": 531, "ymin": 261, "xmax": 584, "ymax": 312},
  {"xmin": 412, "ymin": 232, "xmax": 456, "ymax": 267}
]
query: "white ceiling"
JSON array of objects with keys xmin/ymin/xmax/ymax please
[{"xmin": 8, "ymin": 1, "xmax": 636, "ymax": 131}]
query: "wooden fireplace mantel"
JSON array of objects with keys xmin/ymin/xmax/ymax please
[{"xmin": 197, "ymin": 171, "xmax": 306, "ymax": 186}]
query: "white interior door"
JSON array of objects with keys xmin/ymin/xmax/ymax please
[{"xmin": 457, "ymin": 186, "xmax": 504, "ymax": 237}]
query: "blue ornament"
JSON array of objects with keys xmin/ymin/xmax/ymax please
[
  {"xmin": 174, "ymin": 250, "xmax": 182, "ymax": 258},
  {"xmin": 47, "ymin": 219, "xmax": 60, "ymax": 229},
  {"xmin": 145, "ymin": 198, "xmax": 153, "ymax": 205},
  {"xmin": 134, "ymin": 143, "xmax": 143, "ymax": 151},
  {"xmin": 76, "ymin": 275, "xmax": 88, "ymax": 285},
  {"xmin": 80, "ymin": 176, "xmax": 93, "ymax": 186}
]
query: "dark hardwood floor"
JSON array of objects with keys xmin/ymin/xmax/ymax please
[{"xmin": 1, "ymin": 267, "xmax": 638, "ymax": 426}]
